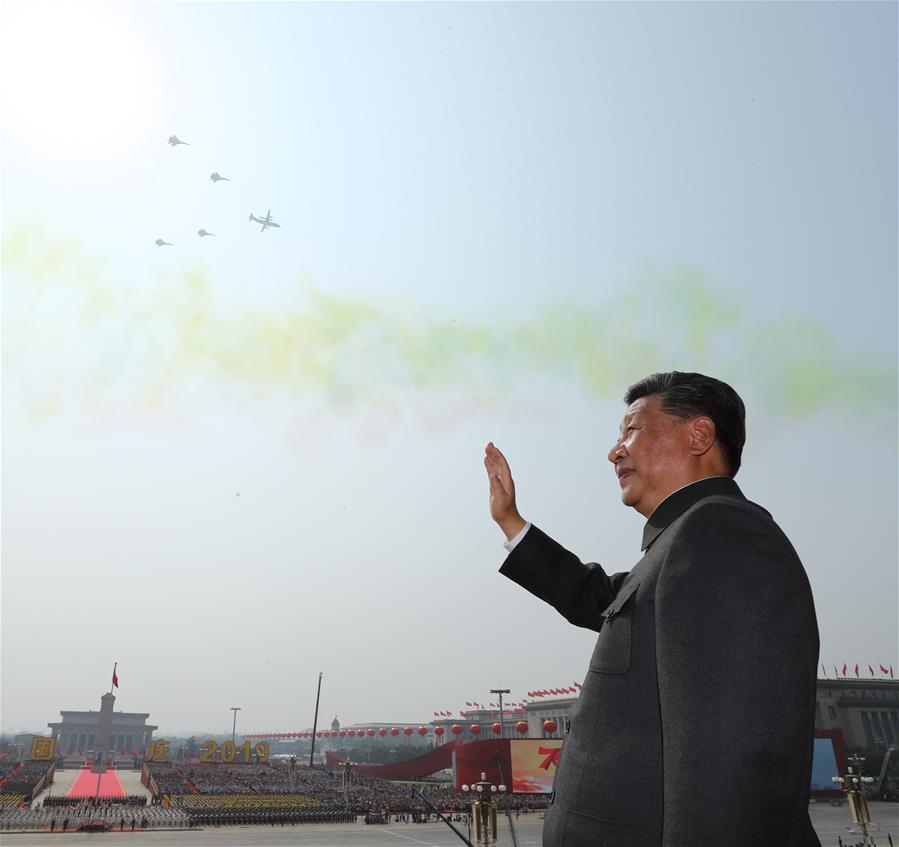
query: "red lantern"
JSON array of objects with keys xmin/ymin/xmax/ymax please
[
  {"xmin": 316, "ymin": 732, "xmax": 322, "ymax": 738},
  {"xmin": 348, "ymin": 730, "xmax": 356, "ymax": 737},
  {"xmin": 367, "ymin": 729, "xmax": 376, "ymax": 737},
  {"xmin": 339, "ymin": 730, "xmax": 346, "ymax": 737},
  {"xmin": 470, "ymin": 724, "xmax": 481, "ymax": 735},
  {"xmin": 515, "ymin": 721, "xmax": 528, "ymax": 735},
  {"xmin": 403, "ymin": 727, "xmax": 414, "ymax": 736},
  {"xmin": 390, "ymin": 728, "xmax": 399, "ymax": 736},
  {"xmin": 418, "ymin": 726, "xmax": 428, "ymax": 736},
  {"xmin": 450, "ymin": 724, "xmax": 462, "ymax": 735},
  {"xmin": 434, "ymin": 726, "xmax": 445, "ymax": 737},
  {"xmin": 379, "ymin": 728, "xmax": 387, "ymax": 737},
  {"xmin": 491, "ymin": 723, "xmax": 502, "ymax": 735}
]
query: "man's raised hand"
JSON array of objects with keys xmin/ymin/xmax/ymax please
[{"xmin": 484, "ymin": 442, "xmax": 526, "ymax": 541}]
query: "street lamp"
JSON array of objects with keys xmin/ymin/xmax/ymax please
[
  {"xmin": 230, "ymin": 707, "xmax": 241, "ymax": 745},
  {"xmin": 461, "ymin": 773, "xmax": 508, "ymax": 846}
]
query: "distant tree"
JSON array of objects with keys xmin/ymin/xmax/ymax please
[
  {"xmin": 332, "ymin": 744, "xmax": 432, "ymax": 765},
  {"xmin": 185, "ymin": 737, "xmax": 198, "ymax": 758}
]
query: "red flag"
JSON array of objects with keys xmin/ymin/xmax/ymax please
[
  {"xmin": 868, "ymin": 664, "xmax": 875, "ymax": 677},
  {"xmin": 112, "ymin": 663, "xmax": 119, "ymax": 689},
  {"xmin": 466, "ymin": 702, "xmax": 473, "ymax": 706},
  {"xmin": 854, "ymin": 664, "xmax": 859, "ymax": 678},
  {"xmin": 834, "ymin": 665, "xmax": 839, "ymax": 678},
  {"xmin": 842, "ymin": 663, "xmax": 847, "ymax": 676},
  {"xmin": 880, "ymin": 665, "xmax": 889, "ymax": 674},
  {"xmin": 574, "ymin": 681, "xmax": 582, "ymax": 689}
]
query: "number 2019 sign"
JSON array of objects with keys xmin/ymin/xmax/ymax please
[
  {"xmin": 146, "ymin": 739, "xmax": 270, "ymax": 763},
  {"xmin": 200, "ymin": 740, "xmax": 270, "ymax": 763}
]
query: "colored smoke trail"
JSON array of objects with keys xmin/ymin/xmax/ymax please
[{"xmin": 3, "ymin": 226, "xmax": 895, "ymax": 423}]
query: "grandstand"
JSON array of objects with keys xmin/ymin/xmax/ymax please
[{"xmin": 0, "ymin": 744, "xmax": 547, "ymax": 832}]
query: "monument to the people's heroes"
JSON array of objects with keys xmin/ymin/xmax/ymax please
[{"xmin": 89, "ymin": 692, "xmax": 115, "ymax": 771}]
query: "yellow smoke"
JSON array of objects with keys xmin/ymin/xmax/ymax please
[{"xmin": 3, "ymin": 226, "xmax": 895, "ymax": 421}]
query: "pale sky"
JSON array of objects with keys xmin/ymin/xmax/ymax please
[{"xmin": 1, "ymin": 1, "xmax": 896, "ymax": 736}]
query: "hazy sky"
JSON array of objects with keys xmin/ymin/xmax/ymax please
[{"xmin": 2, "ymin": 1, "xmax": 896, "ymax": 736}]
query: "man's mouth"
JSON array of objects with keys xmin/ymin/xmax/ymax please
[{"xmin": 617, "ymin": 468, "xmax": 633, "ymax": 481}]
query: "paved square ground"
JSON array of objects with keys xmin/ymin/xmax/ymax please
[{"xmin": 1, "ymin": 804, "xmax": 897, "ymax": 846}]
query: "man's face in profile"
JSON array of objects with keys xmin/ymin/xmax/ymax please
[{"xmin": 608, "ymin": 394, "xmax": 692, "ymax": 518}]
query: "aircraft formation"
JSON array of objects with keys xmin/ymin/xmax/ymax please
[{"xmin": 156, "ymin": 135, "xmax": 280, "ymax": 246}]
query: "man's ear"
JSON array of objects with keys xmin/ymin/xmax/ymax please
[{"xmin": 687, "ymin": 416, "xmax": 716, "ymax": 456}]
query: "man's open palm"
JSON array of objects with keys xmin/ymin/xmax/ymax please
[{"xmin": 484, "ymin": 442, "xmax": 525, "ymax": 539}]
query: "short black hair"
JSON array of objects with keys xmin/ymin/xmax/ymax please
[{"xmin": 624, "ymin": 372, "xmax": 746, "ymax": 476}]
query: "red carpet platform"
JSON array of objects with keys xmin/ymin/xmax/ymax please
[{"xmin": 66, "ymin": 766, "xmax": 126, "ymax": 798}]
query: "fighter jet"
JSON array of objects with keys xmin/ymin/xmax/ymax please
[
  {"xmin": 248, "ymin": 210, "xmax": 280, "ymax": 232},
  {"xmin": 197, "ymin": 229, "xmax": 215, "ymax": 237},
  {"xmin": 155, "ymin": 238, "xmax": 173, "ymax": 246},
  {"xmin": 210, "ymin": 172, "xmax": 229, "ymax": 182},
  {"xmin": 168, "ymin": 135, "xmax": 189, "ymax": 146}
]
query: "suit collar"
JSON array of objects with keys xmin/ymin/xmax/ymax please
[{"xmin": 641, "ymin": 476, "xmax": 743, "ymax": 551}]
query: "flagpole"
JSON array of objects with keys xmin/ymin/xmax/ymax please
[{"xmin": 309, "ymin": 672, "xmax": 323, "ymax": 768}]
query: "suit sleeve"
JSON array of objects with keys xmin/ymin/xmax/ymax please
[
  {"xmin": 655, "ymin": 502, "xmax": 819, "ymax": 846},
  {"xmin": 499, "ymin": 524, "xmax": 628, "ymax": 633}
]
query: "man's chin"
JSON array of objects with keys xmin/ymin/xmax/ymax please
[{"xmin": 619, "ymin": 483, "xmax": 640, "ymax": 509}]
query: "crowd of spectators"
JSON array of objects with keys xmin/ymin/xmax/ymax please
[
  {"xmin": 0, "ymin": 762, "xmax": 21, "ymax": 783},
  {"xmin": 146, "ymin": 760, "xmax": 550, "ymax": 817},
  {"xmin": 0, "ymin": 762, "xmax": 51, "ymax": 800}
]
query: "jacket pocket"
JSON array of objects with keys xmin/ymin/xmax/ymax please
[{"xmin": 588, "ymin": 580, "xmax": 640, "ymax": 675}]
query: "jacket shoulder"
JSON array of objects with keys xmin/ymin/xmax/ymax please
[{"xmin": 668, "ymin": 493, "xmax": 806, "ymax": 579}]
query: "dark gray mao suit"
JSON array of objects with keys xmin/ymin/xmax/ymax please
[{"xmin": 501, "ymin": 477, "xmax": 820, "ymax": 847}]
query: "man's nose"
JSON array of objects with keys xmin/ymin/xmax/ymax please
[{"xmin": 608, "ymin": 441, "xmax": 625, "ymax": 463}]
